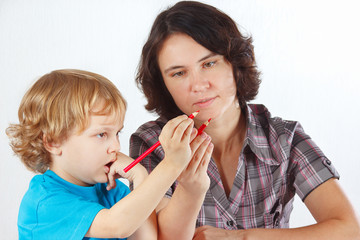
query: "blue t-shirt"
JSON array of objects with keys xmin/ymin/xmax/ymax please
[{"xmin": 18, "ymin": 170, "xmax": 130, "ymax": 240}]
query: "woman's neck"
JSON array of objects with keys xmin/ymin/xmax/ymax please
[
  {"xmin": 205, "ymin": 105, "xmax": 246, "ymax": 155},
  {"xmin": 204, "ymin": 104, "xmax": 247, "ymax": 197}
]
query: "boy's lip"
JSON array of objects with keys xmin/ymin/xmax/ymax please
[{"xmin": 105, "ymin": 159, "xmax": 116, "ymax": 168}]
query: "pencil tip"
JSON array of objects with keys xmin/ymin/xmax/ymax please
[{"xmin": 192, "ymin": 110, "xmax": 200, "ymax": 117}]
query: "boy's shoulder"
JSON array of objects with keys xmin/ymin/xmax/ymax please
[
  {"xmin": 22, "ymin": 171, "xmax": 130, "ymax": 205},
  {"xmin": 18, "ymin": 171, "xmax": 130, "ymax": 239}
]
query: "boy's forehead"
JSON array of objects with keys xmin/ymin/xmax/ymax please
[{"xmin": 90, "ymin": 112, "xmax": 124, "ymax": 127}]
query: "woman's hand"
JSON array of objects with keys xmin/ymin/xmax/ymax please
[
  {"xmin": 177, "ymin": 132, "xmax": 213, "ymax": 196},
  {"xmin": 193, "ymin": 225, "xmax": 245, "ymax": 240}
]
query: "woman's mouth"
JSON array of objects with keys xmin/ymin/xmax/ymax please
[{"xmin": 194, "ymin": 97, "xmax": 216, "ymax": 108}]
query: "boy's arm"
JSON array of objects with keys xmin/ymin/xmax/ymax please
[
  {"xmin": 86, "ymin": 155, "xmax": 183, "ymax": 239},
  {"xmin": 86, "ymin": 115, "xmax": 195, "ymax": 239}
]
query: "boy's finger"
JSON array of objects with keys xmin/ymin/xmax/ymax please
[
  {"xmin": 160, "ymin": 115, "xmax": 189, "ymax": 141},
  {"xmin": 180, "ymin": 120, "xmax": 195, "ymax": 142},
  {"xmin": 107, "ymin": 167, "xmax": 117, "ymax": 190},
  {"xmin": 173, "ymin": 118, "xmax": 194, "ymax": 142}
]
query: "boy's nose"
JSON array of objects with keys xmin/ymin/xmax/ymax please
[{"xmin": 108, "ymin": 137, "xmax": 120, "ymax": 153}]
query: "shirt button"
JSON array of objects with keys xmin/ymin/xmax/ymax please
[
  {"xmin": 326, "ymin": 159, "xmax": 331, "ymax": 165},
  {"xmin": 274, "ymin": 219, "xmax": 279, "ymax": 227},
  {"xmin": 226, "ymin": 220, "xmax": 234, "ymax": 226}
]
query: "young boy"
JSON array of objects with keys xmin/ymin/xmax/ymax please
[{"xmin": 6, "ymin": 69, "xmax": 213, "ymax": 239}]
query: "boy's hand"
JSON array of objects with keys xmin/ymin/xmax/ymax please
[
  {"xmin": 106, "ymin": 152, "xmax": 148, "ymax": 191},
  {"xmin": 159, "ymin": 115, "xmax": 195, "ymax": 170}
]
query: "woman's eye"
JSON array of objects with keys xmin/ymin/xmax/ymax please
[
  {"xmin": 203, "ymin": 61, "xmax": 216, "ymax": 68},
  {"xmin": 97, "ymin": 133, "xmax": 106, "ymax": 138},
  {"xmin": 172, "ymin": 71, "xmax": 185, "ymax": 78}
]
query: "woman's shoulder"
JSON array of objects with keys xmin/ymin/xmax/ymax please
[
  {"xmin": 130, "ymin": 117, "xmax": 168, "ymax": 160},
  {"xmin": 247, "ymin": 104, "xmax": 299, "ymax": 133},
  {"xmin": 132, "ymin": 116, "xmax": 168, "ymax": 138}
]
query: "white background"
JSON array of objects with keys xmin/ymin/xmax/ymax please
[{"xmin": 1, "ymin": 0, "xmax": 359, "ymax": 238}]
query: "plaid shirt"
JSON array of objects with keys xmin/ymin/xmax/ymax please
[{"xmin": 129, "ymin": 104, "xmax": 339, "ymax": 229}]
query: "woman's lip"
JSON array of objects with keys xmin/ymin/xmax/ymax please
[{"xmin": 194, "ymin": 97, "xmax": 216, "ymax": 108}]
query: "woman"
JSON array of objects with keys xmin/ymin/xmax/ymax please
[{"xmin": 130, "ymin": 1, "xmax": 360, "ymax": 239}]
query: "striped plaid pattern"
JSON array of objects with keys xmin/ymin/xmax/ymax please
[{"xmin": 130, "ymin": 104, "xmax": 339, "ymax": 229}]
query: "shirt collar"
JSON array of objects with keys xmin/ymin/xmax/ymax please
[{"xmin": 243, "ymin": 104, "xmax": 281, "ymax": 166}]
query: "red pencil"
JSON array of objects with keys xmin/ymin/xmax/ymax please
[
  {"xmin": 196, "ymin": 118, "xmax": 211, "ymax": 136},
  {"xmin": 123, "ymin": 111, "xmax": 200, "ymax": 172}
]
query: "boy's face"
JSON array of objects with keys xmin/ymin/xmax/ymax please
[{"xmin": 52, "ymin": 108, "xmax": 123, "ymax": 187}]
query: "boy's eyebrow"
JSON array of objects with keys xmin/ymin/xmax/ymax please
[
  {"xmin": 163, "ymin": 53, "xmax": 218, "ymax": 74},
  {"xmin": 92, "ymin": 124, "xmax": 124, "ymax": 133}
]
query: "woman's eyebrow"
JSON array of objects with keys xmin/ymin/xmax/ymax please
[
  {"xmin": 164, "ymin": 65, "xmax": 185, "ymax": 74},
  {"xmin": 197, "ymin": 52, "xmax": 218, "ymax": 63},
  {"xmin": 164, "ymin": 53, "xmax": 218, "ymax": 74}
]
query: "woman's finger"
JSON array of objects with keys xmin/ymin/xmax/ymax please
[
  {"xmin": 187, "ymin": 133, "xmax": 211, "ymax": 174},
  {"xmin": 196, "ymin": 141, "xmax": 213, "ymax": 173}
]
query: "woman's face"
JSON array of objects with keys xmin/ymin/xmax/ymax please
[{"xmin": 158, "ymin": 33, "xmax": 238, "ymax": 122}]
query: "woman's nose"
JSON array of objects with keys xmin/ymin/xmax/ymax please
[{"xmin": 190, "ymin": 72, "xmax": 210, "ymax": 93}]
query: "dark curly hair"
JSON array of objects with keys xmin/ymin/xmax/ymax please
[{"xmin": 136, "ymin": 1, "xmax": 261, "ymax": 119}]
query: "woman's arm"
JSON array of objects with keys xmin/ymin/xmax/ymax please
[
  {"xmin": 157, "ymin": 132, "xmax": 214, "ymax": 240},
  {"xmin": 193, "ymin": 178, "xmax": 360, "ymax": 240},
  {"xmin": 127, "ymin": 202, "xmax": 158, "ymax": 240}
]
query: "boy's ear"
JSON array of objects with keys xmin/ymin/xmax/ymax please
[{"xmin": 43, "ymin": 135, "xmax": 62, "ymax": 155}]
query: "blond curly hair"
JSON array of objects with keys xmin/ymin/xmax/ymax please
[{"xmin": 6, "ymin": 69, "xmax": 126, "ymax": 173}]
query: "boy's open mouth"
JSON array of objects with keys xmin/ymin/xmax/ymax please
[{"xmin": 105, "ymin": 161, "xmax": 113, "ymax": 168}]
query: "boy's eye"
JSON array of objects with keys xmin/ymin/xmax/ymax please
[
  {"xmin": 203, "ymin": 61, "xmax": 216, "ymax": 68},
  {"xmin": 97, "ymin": 133, "xmax": 106, "ymax": 138}
]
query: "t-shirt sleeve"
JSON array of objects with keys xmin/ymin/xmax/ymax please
[{"xmin": 289, "ymin": 123, "xmax": 340, "ymax": 201}]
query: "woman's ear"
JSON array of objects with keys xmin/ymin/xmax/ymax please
[{"xmin": 43, "ymin": 134, "xmax": 62, "ymax": 156}]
